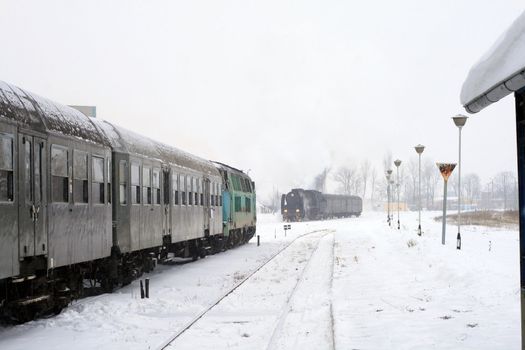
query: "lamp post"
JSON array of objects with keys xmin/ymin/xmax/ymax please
[
  {"xmin": 452, "ymin": 114, "xmax": 468, "ymax": 250},
  {"xmin": 414, "ymin": 145, "xmax": 425, "ymax": 235},
  {"xmin": 394, "ymin": 159, "xmax": 402, "ymax": 229},
  {"xmin": 390, "ymin": 179, "xmax": 395, "ymax": 226},
  {"xmin": 437, "ymin": 163, "xmax": 456, "ymax": 245},
  {"xmin": 386, "ymin": 170, "xmax": 393, "ymax": 226}
]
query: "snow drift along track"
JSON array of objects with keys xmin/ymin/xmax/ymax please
[{"xmin": 157, "ymin": 229, "xmax": 332, "ymax": 350}]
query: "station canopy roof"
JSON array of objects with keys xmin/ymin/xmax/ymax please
[{"xmin": 461, "ymin": 10, "xmax": 525, "ymax": 114}]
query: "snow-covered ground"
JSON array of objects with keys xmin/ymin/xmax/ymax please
[{"xmin": 0, "ymin": 211, "xmax": 520, "ymax": 349}]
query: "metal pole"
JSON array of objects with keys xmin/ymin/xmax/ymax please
[
  {"xmin": 397, "ymin": 166, "xmax": 400, "ymax": 229},
  {"xmin": 386, "ymin": 180, "xmax": 391, "ymax": 226},
  {"xmin": 457, "ymin": 127, "xmax": 462, "ymax": 249},
  {"xmin": 442, "ymin": 180, "xmax": 448, "ymax": 245},
  {"xmin": 418, "ymin": 153, "xmax": 422, "ymax": 236}
]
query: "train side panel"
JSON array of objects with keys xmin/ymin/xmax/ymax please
[
  {"xmin": 47, "ymin": 134, "xmax": 112, "ymax": 268},
  {"xmin": 0, "ymin": 121, "xmax": 18, "ymax": 279}
]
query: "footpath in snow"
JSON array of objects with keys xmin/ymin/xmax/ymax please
[{"xmin": 0, "ymin": 211, "xmax": 520, "ymax": 350}]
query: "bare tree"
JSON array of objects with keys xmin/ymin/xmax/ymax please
[
  {"xmin": 422, "ymin": 159, "xmax": 440, "ymax": 210},
  {"xmin": 463, "ymin": 173, "xmax": 481, "ymax": 205},
  {"xmin": 333, "ymin": 166, "xmax": 358, "ymax": 195},
  {"xmin": 262, "ymin": 187, "xmax": 282, "ymax": 213},
  {"xmin": 360, "ymin": 160, "xmax": 371, "ymax": 199},
  {"xmin": 383, "ymin": 151, "xmax": 393, "ymax": 173},
  {"xmin": 406, "ymin": 157, "xmax": 419, "ymax": 207},
  {"xmin": 493, "ymin": 171, "xmax": 517, "ymax": 210},
  {"xmin": 370, "ymin": 166, "xmax": 377, "ymax": 206}
]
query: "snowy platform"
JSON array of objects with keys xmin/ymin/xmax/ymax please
[{"xmin": 0, "ymin": 212, "xmax": 519, "ymax": 349}]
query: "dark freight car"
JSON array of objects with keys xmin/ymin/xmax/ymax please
[{"xmin": 281, "ymin": 188, "xmax": 362, "ymax": 222}]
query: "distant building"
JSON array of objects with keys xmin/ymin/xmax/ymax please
[{"xmin": 69, "ymin": 105, "xmax": 96, "ymax": 118}]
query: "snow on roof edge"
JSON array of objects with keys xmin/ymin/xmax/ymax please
[{"xmin": 461, "ymin": 10, "xmax": 525, "ymax": 113}]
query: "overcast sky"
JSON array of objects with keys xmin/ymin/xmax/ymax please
[{"xmin": 0, "ymin": 0, "xmax": 523, "ymax": 200}]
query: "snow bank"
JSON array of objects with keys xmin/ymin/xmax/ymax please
[{"xmin": 0, "ymin": 212, "xmax": 519, "ymax": 349}]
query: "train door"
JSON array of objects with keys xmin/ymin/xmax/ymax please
[
  {"xmin": 18, "ymin": 134, "xmax": 47, "ymax": 258},
  {"xmin": 162, "ymin": 167, "xmax": 171, "ymax": 238},
  {"xmin": 203, "ymin": 177, "xmax": 210, "ymax": 236}
]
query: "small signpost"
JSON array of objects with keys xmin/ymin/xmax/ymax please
[
  {"xmin": 437, "ymin": 163, "xmax": 456, "ymax": 245},
  {"xmin": 284, "ymin": 224, "xmax": 291, "ymax": 236}
]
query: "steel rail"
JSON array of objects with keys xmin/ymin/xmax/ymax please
[
  {"xmin": 157, "ymin": 228, "xmax": 330, "ymax": 350},
  {"xmin": 265, "ymin": 230, "xmax": 335, "ymax": 350}
]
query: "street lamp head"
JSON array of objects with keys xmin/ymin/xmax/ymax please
[
  {"xmin": 414, "ymin": 144, "xmax": 425, "ymax": 154},
  {"xmin": 394, "ymin": 159, "xmax": 402, "ymax": 167},
  {"xmin": 452, "ymin": 114, "xmax": 468, "ymax": 128}
]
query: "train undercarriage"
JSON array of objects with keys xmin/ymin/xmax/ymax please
[{"xmin": 0, "ymin": 227, "xmax": 255, "ymax": 324}]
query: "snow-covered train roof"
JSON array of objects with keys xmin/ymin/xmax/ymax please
[
  {"xmin": 461, "ymin": 11, "xmax": 525, "ymax": 113},
  {"xmin": 93, "ymin": 119, "xmax": 219, "ymax": 175},
  {"xmin": 0, "ymin": 80, "xmax": 222, "ymax": 175},
  {"xmin": 213, "ymin": 161, "xmax": 250, "ymax": 177},
  {"xmin": 0, "ymin": 80, "xmax": 109, "ymax": 145}
]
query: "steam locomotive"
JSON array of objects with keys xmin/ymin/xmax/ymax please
[{"xmin": 281, "ymin": 189, "xmax": 362, "ymax": 221}]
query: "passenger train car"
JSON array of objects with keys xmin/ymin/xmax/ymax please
[
  {"xmin": 0, "ymin": 80, "xmax": 256, "ymax": 322},
  {"xmin": 281, "ymin": 188, "xmax": 362, "ymax": 221}
]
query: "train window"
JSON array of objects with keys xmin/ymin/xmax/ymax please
[
  {"xmin": 210, "ymin": 182, "xmax": 214, "ymax": 207},
  {"xmin": 153, "ymin": 168, "xmax": 160, "ymax": 205},
  {"xmin": 207, "ymin": 184, "xmax": 210, "ymax": 206},
  {"xmin": 73, "ymin": 150, "xmax": 88, "ymax": 204},
  {"xmin": 92, "ymin": 156, "xmax": 104, "ymax": 204},
  {"xmin": 163, "ymin": 170, "xmax": 170, "ymax": 205},
  {"xmin": 143, "ymin": 166, "xmax": 152, "ymax": 205},
  {"xmin": 240, "ymin": 177, "xmax": 247, "ymax": 192},
  {"xmin": 119, "ymin": 160, "xmax": 128, "ymax": 205},
  {"xmin": 188, "ymin": 176, "xmax": 193, "ymax": 205},
  {"xmin": 181, "ymin": 175, "xmax": 187, "ymax": 205},
  {"xmin": 24, "ymin": 140, "xmax": 32, "ymax": 203},
  {"xmin": 131, "ymin": 162, "xmax": 140, "ymax": 204},
  {"xmin": 244, "ymin": 179, "xmax": 252, "ymax": 193},
  {"xmin": 219, "ymin": 194, "xmax": 222, "ymax": 206},
  {"xmin": 0, "ymin": 133, "xmax": 14, "ymax": 202},
  {"xmin": 51, "ymin": 145, "xmax": 69, "ymax": 202},
  {"xmin": 34, "ymin": 142, "xmax": 42, "ymax": 204},
  {"xmin": 246, "ymin": 197, "xmax": 251, "ymax": 212},
  {"xmin": 195, "ymin": 178, "xmax": 199, "ymax": 206},
  {"xmin": 234, "ymin": 196, "xmax": 241, "ymax": 212},
  {"xmin": 172, "ymin": 173, "xmax": 179, "ymax": 205},
  {"xmin": 107, "ymin": 158, "xmax": 112, "ymax": 204},
  {"xmin": 231, "ymin": 176, "xmax": 239, "ymax": 191},
  {"xmin": 216, "ymin": 183, "xmax": 220, "ymax": 206}
]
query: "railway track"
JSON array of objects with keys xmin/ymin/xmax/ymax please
[
  {"xmin": 156, "ymin": 229, "xmax": 334, "ymax": 350},
  {"xmin": 266, "ymin": 231, "xmax": 336, "ymax": 350}
]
